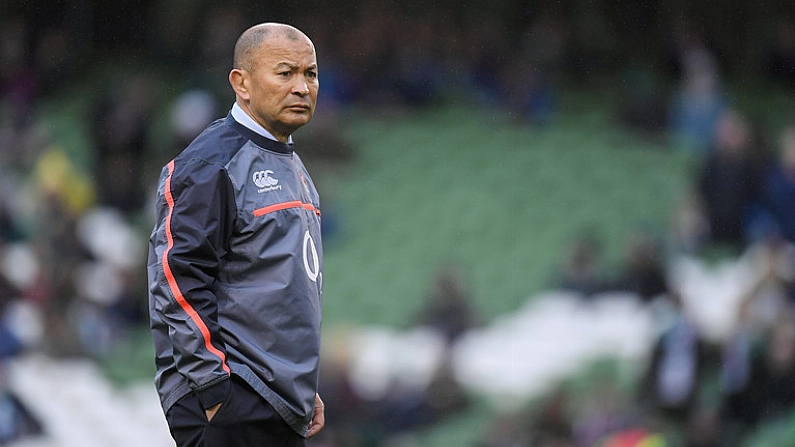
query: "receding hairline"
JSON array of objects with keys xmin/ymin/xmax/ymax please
[{"xmin": 233, "ymin": 23, "xmax": 313, "ymax": 71}]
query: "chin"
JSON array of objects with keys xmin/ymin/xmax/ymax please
[{"xmin": 284, "ymin": 115, "xmax": 313, "ymax": 129}]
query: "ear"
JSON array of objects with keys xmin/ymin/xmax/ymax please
[{"xmin": 229, "ymin": 69, "xmax": 250, "ymax": 101}]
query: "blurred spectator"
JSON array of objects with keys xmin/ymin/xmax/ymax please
[
  {"xmin": 371, "ymin": 356, "xmax": 469, "ymax": 436},
  {"xmin": 667, "ymin": 27, "xmax": 726, "ymax": 153},
  {"xmin": 500, "ymin": 14, "xmax": 566, "ymax": 125},
  {"xmin": 606, "ymin": 227, "xmax": 670, "ymax": 303},
  {"xmin": 72, "ymin": 207, "xmax": 147, "ymax": 356},
  {"xmin": 0, "ymin": 17, "xmax": 45, "ymax": 175},
  {"xmin": 169, "ymin": 89, "xmax": 220, "ymax": 151},
  {"xmin": 390, "ymin": 16, "xmax": 443, "ymax": 107},
  {"xmin": 477, "ymin": 386, "xmax": 577, "ymax": 447},
  {"xmin": 759, "ymin": 121, "xmax": 795, "ymax": 244},
  {"xmin": 682, "ymin": 406, "xmax": 723, "ymax": 447},
  {"xmin": 722, "ymin": 313, "xmax": 795, "ymax": 430},
  {"xmin": 555, "ymin": 230, "xmax": 606, "ymax": 297},
  {"xmin": 766, "ymin": 19, "xmax": 795, "ymax": 86},
  {"xmin": 638, "ymin": 293, "xmax": 709, "ymax": 426},
  {"xmin": 0, "ymin": 179, "xmax": 22, "ymax": 244},
  {"xmin": 146, "ymin": 0, "xmax": 203, "ymax": 66},
  {"xmin": 671, "ymin": 192, "xmax": 711, "ymax": 254},
  {"xmin": 572, "ymin": 372, "xmax": 637, "ymax": 447},
  {"xmin": 719, "ymin": 232, "xmax": 795, "ymax": 439},
  {"xmin": 31, "ymin": 147, "xmax": 96, "ymax": 306},
  {"xmin": 719, "ymin": 308, "xmax": 756, "ymax": 434},
  {"xmin": 617, "ymin": 66, "xmax": 668, "ymax": 136},
  {"xmin": 0, "ymin": 390, "xmax": 42, "ymax": 444},
  {"xmin": 314, "ymin": 329, "xmax": 368, "ymax": 447},
  {"xmin": 696, "ymin": 109, "xmax": 762, "ymax": 250},
  {"xmin": 194, "ymin": 6, "xmax": 246, "ymax": 99},
  {"xmin": 0, "ymin": 245, "xmax": 25, "ymax": 361},
  {"xmin": 334, "ymin": 2, "xmax": 402, "ymax": 107},
  {"xmin": 26, "ymin": 144, "xmax": 146, "ymax": 358},
  {"xmin": 743, "ymin": 231, "xmax": 795, "ymax": 329},
  {"xmin": 0, "ymin": 18, "xmax": 37, "ymax": 131},
  {"xmin": 0, "ymin": 231, "xmax": 44, "ymax": 444},
  {"xmin": 33, "ymin": 25, "xmax": 78, "ymax": 97},
  {"xmin": 414, "ymin": 263, "xmax": 481, "ymax": 346},
  {"xmin": 527, "ymin": 386, "xmax": 575, "ymax": 447},
  {"xmin": 90, "ymin": 74, "xmax": 155, "ymax": 214}
]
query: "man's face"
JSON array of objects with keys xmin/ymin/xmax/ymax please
[{"xmin": 244, "ymin": 34, "xmax": 319, "ymax": 139}]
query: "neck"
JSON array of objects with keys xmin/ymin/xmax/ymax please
[{"xmin": 235, "ymin": 100, "xmax": 291, "ymax": 143}]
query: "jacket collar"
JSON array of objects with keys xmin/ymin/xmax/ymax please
[{"xmin": 227, "ymin": 112, "xmax": 293, "ymax": 154}]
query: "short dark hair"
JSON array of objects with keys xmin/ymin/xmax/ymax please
[{"xmin": 233, "ymin": 23, "xmax": 303, "ymax": 71}]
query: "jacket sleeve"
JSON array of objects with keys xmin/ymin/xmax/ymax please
[{"xmin": 150, "ymin": 158, "xmax": 236, "ymax": 409}]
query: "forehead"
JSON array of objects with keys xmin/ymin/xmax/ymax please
[{"xmin": 255, "ymin": 34, "xmax": 317, "ymax": 68}]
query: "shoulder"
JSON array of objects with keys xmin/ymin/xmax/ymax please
[
  {"xmin": 172, "ymin": 117, "xmax": 248, "ymax": 176},
  {"xmin": 158, "ymin": 119, "xmax": 245, "ymax": 193}
]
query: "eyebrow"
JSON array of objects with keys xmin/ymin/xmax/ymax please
[{"xmin": 274, "ymin": 62, "xmax": 318, "ymax": 71}]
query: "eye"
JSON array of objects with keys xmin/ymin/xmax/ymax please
[
  {"xmin": 279, "ymin": 71, "xmax": 291, "ymax": 77},
  {"xmin": 307, "ymin": 71, "xmax": 318, "ymax": 80}
]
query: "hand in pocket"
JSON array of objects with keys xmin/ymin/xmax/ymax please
[{"xmin": 205, "ymin": 402, "xmax": 222, "ymax": 421}]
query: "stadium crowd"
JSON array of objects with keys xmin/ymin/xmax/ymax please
[{"xmin": 3, "ymin": 1, "xmax": 795, "ymax": 446}]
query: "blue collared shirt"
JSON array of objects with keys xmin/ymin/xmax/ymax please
[{"xmin": 230, "ymin": 102, "xmax": 293, "ymax": 144}]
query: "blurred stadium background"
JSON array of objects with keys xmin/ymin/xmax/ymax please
[{"xmin": 3, "ymin": 1, "xmax": 795, "ymax": 446}]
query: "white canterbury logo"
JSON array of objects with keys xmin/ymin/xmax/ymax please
[{"xmin": 253, "ymin": 170, "xmax": 282, "ymax": 193}]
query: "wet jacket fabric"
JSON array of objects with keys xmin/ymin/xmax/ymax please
[{"xmin": 147, "ymin": 113, "xmax": 323, "ymax": 436}]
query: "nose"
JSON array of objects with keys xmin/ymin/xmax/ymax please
[{"xmin": 292, "ymin": 78, "xmax": 310, "ymax": 96}]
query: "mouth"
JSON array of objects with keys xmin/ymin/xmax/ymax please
[{"xmin": 287, "ymin": 104, "xmax": 311, "ymax": 112}]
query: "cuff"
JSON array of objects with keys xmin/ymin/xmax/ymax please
[{"xmin": 195, "ymin": 376, "xmax": 231, "ymax": 409}]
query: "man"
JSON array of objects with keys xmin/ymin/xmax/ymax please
[{"xmin": 147, "ymin": 23, "xmax": 325, "ymax": 447}]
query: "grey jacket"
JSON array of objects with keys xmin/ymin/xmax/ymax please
[{"xmin": 147, "ymin": 113, "xmax": 323, "ymax": 436}]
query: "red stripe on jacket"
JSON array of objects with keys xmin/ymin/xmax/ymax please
[
  {"xmin": 253, "ymin": 200, "xmax": 321, "ymax": 217},
  {"xmin": 161, "ymin": 160, "xmax": 230, "ymax": 374}
]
